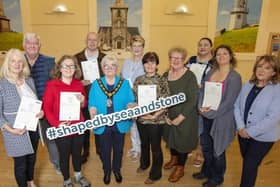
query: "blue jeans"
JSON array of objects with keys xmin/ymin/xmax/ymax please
[{"xmin": 200, "ymin": 118, "xmax": 226, "ymax": 185}]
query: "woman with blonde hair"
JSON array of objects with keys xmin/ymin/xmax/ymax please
[
  {"xmin": 121, "ymin": 35, "xmax": 145, "ymax": 160},
  {"xmin": 0, "ymin": 48, "xmax": 44, "ymax": 187}
]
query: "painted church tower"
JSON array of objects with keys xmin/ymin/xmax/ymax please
[
  {"xmin": 229, "ymin": 0, "xmax": 248, "ymax": 30},
  {"xmin": 111, "ymin": 0, "xmax": 128, "ymax": 49},
  {"xmin": 0, "ymin": 0, "xmax": 11, "ymax": 32}
]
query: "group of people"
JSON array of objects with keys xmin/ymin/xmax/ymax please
[{"xmin": 0, "ymin": 32, "xmax": 279, "ymax": 187}]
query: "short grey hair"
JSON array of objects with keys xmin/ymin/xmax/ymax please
[
  {"xmin": 23, "ymin": 32, "xmax": 41, "ymax": 46},
  {"xmin": 101, "ymin": 54, "xmax": 118, "ymax": 68}
]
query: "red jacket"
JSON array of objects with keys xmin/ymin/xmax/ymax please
[{"xmin": 43, "ymin": 78, "xmax": 87, "ymax": 128}]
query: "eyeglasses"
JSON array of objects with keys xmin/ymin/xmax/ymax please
[
  {"xmin": 103, "ymin": 64, "xmax": 117, "ymax": 70},
  {"xmin": 61, "ymin": 64, "xmax": 76, "ymax": 69},
  {"xmin": 132, "ymin": 44, "xmax": 143, "ymax": 48},
  {"xmin": 104, "ymin": 64, "xmax": 117, "ymax": 69},
  {"xmin": 170, "ymin": 56, "xmax": 183, "ymax": 61}
]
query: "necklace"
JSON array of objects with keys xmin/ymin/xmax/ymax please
[{"xmin": 97, "ymin": 78, "xmax": 124, "ymax": 107}]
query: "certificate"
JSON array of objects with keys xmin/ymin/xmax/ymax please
[
  {"xmin": 189, "ymin": 63, "xmax": 207, "ymax": 84},
  {"xmin": 138, "ymin": 85, "xmax": 157, "ymax": 106},
  {"xmin": 202, "ymin": 81, "xmax": 223, "ymax": 110},
  {"xmin": 81, "ymin": 59, "xmax": 100, "ymax": 82},
  {"xmin": 13, "ymin": 96, "xmax": 42, "ymax": 131},
  {"xmin": 59, "ymin": 92, "xmax": 81, "ymax": 121}
]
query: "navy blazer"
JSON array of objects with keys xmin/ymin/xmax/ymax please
[{"xmin": 234, "ymin": 81, "xmax": 280, "ymax": 142}]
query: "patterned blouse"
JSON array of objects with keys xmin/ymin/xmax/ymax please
[{"xmin": 133, "ymin": 73, "xmax": 170, "ymax": 124}]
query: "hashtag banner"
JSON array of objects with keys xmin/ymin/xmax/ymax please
[{"xmin": 46, "ymin": 93, "xmax": 186, "ymax": 140}]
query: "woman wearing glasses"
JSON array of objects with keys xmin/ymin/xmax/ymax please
[
  {"xmin": 43, "ymin": 55, "xmax": 90, "ymax": 187},
  {"xmin": 163, "ymin": 47, "xmax": 199, "ymax": 183},
  {"xmin": 88, "ymin": 54, "xmax": 135, "ymax": 185}
]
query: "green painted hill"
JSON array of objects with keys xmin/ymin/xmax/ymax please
[
  {"xmin": 0, "ymin": 32, "xmax": 23, "ymax": 51},
  {"xmin": 214, "ymin": 26, "xmax": 258, "ymax": 53}
]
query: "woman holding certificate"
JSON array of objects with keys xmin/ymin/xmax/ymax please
[
  {"xmin": 162, "ymin": 47, "xmax": 199, "ymax": 183},
  {"xmin": 193, "ymin": 45, "xmax": 242, "ymax": 187},
  {"xmin": 88, "ymin": 54, "xmax": 135, "ymax": 185},
  {"xmin": 187, "ymin": 37, "xmax": 213, "ymax": 167},
  {"xmin": 234, "ymin": 55, "xmax": 280, "ymax": 187},
  {"xmin": 133, "ymin": 52, "xmax": 169, "ymax": 184},
  {"xmin": 0, "ymin": 49, "xmax": 44, "ymax": 187},
  {"xmin": 43, "ymin": 55, "xmax": 91, "ymax": 187}
]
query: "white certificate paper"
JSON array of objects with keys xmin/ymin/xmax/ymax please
[
  {"xmin": 189, "ymin": 63, "xmax": 207, "ymax": 84},
  {"xmin": 13, "ymin": 97, "xmax": 42, "ymax": 131},
  {"xmin": 138, "ymin": 85, "xmax": 157, "ymax": 106},
  {"xmin": 202, "ymin": 81, "xmax": 223, "ymax": 110},
  {"xmin": 81, "ymin": 59, "xmax": 100, "ymax": 82},
  {"xmin": 59, "ymin": 92, "xmax": 80, "ymax": 121}
]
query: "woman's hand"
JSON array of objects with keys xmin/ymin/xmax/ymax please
[
  {"xmin": 89, "ymin": 107, "xmax": 97, "ymax": 119},
  {"xmin": 11, "ymin": 128, "xmax": 26, "ymax": 135},
  {"xmin": 199, "ymin": 106, "xmax": 211, "ymax": 113},
  {"xmin": 139, "ymin": 114, "xmax": 154, "ymax": 120},
  {"xmin": 36, "ymin": 110, "xmax": 44, "ymax": 119},
  {"xmin": 172, "ymin": 114, "xmax": 185, "ymax": 126},
  {"xmin": 238, "ymin": 128, "xmax": 250, "ymax": 139},
  {"xmin": 76, "ymin": 94, "xmax": 85, "ymax": 104},
  {"xmin": 165, "ymin": 117, "xmax": 173, "ymax": 125},
  {"xmin": 127, "ymin": 102, "xmax": 137, "ymax": 109},
  {"xmin": 81, "ymin": 80, "xmax": 91, "ymax": 86},
  {"xmin": 1, "ymin": 124, "xmax": 26, "ymax": 135},
  {"xmin": 58, "ymin": 121, "xmax": 71, "ymax": 127}
]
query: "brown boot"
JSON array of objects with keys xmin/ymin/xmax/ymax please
[
  {"xmin": 163, "ymin": 156, "xmax": 178, "ymax": 169},
  {"xmin": 168, "ymin": 166, "xmax": 184, "ymax": 182}
]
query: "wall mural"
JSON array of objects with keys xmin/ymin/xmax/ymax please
[
  {"xmin": 97, "ymin": 0, "xmax": 142, "ymax": 56},
  {"xmin": 215, "ymin": 0, "xmax": 263, "ymax": 53},
  {"xmin": 0, "ymin": 0, "xmax": 22, "ymax": 52}
]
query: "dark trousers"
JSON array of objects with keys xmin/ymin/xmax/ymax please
[
  {"xmin": 13, "ymin": 131, "xmax": 39, "ymax": 187},
  {"xmin": 200, "ymin": 118, "xmax": 226, "ymax": 185},
  {"xmin": 82, "ymin": 108, "xmax": 91, "ymax": 157},
  {"xmin": 40, "ymin": 118, "xmax": 60, "ymax": 168},
  {"xmin": 170, "ymin": 149, "xmax": 188, "ymax": 166},
  {"xmin": 238, "ymin": 136, "xmax": 274, "ymax": 187},
  {"xmin": 136, "ymin": 122, "xmax": 163, "ymax": 180},
  {"xmin": 55, "ymin": 134, "xmax": 84, "ymax": 180},
  {"xmin": 97, "ymin": 125, "xmax": 125, "ymax": 174}
]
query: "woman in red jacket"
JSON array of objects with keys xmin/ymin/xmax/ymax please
[{"xmin": 43, "ymin": 55, "xmax": 90, "ymax": 187}]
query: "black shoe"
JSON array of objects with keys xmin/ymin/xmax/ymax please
[
  {"xmin": 114, "ymin": 172, "xmax": 123, "ymax": 183},
  {"xmin": 192, "ymin": 172, "xmax": 207, "ymax": 180},
  {"xmin": 202, "ymin": 180, "xmax": 218, "ymax": 187},
  {"xmin": 103, "ymin": 173, "xmax": 111, "ymax": 185}
]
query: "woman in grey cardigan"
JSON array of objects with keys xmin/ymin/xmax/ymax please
[
  {"xmin": 192, "ymin": 45, "xmax": 242, "ymax": 187},
  {"xmin": 0, "ymin": 49, "xmax": 44, "ymax": 187}
]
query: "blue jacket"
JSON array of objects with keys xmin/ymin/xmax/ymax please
[
  {"xmin": 27, "ymin": 54, "xmax": 55, "ymax": 100},
  {"xmin": 88, "ymin": 76, "xmax": 135, "ymax": 135},
  {"xmin": 234, "ymin": 81, "xmax": 280, "ymax": 142}
]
